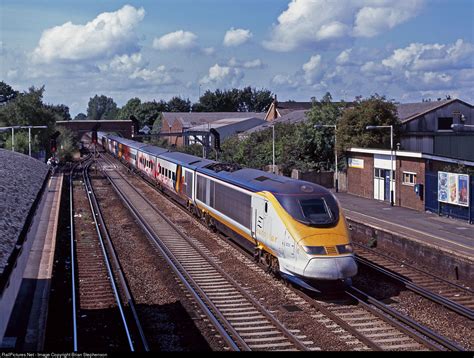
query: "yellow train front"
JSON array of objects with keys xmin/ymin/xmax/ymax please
[{"xmin": 195, "ymin": 165, "xmax": 358, "ymax": 283}]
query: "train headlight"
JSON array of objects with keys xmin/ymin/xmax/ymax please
[
  {"xmin": 302, "ymin": 246, "xmax": 326, "ymax": 255},
  {"xmin": 336, "ymin": 244, "xmax": 353, "ymax": 254}
]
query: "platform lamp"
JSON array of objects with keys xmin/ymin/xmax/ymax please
[
  {"xmin": 366, "ymin": 125, "xmax": 394, "ymax": 206},
  {"xmin": 314, "ymin": 124, "xmax": 338, "ymax": 192},
  {"xmin": 262, "ymin": 121, "xmax": 276, "ymax": 173}
]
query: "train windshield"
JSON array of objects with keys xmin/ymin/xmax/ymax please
[{"xmin": 275, "ymin": 193, "xmax": 339, "ymax": 227}]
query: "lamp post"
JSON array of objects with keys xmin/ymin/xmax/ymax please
[
  {"xmin": 366, "ymin": 125, "xmax": 394, "ymax": 206},
  {"xmin": 314, "ymin": 124, "xmax": 338, "ymax": 192},
  {"xmin": 262, "ymin": 122, "xmax": 276, "ymax": 173}
]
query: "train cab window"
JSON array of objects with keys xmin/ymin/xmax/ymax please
[
  {"xmin": 264, "ymin": 202, "xmax": 268, "ymax": 213},
  {"xmin": 275, "ymin": 194, "xmax": 339, "ymax": 227}
]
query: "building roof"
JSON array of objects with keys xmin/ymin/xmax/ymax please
[
  {"xmin": 396, "ymin": 98, "xmax": 473, "ymax": 123},
  {"xmin": 0, "ymin": 150, "xmax": 49, "ymax": 277},
  {"xmin": 347, "ymin": 147, "xmax": 474, "ymax": 167},
  {"xmin": 275, "ymin": 102, "xmax": 313, "ymax": 117},
  {"xmin": 162, "ymin": 112, "xmax": 266, "ymax": 128},
  {"xmin": 243, "ymin": 110, "xmax": 310, "ymax": 135},
  {"xmin": 187, "ymin": 117, "xmax": 265, "ymax": 131}
]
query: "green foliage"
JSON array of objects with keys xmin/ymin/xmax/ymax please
[
  {"xmin": 0, "ymin": 85, "xmax": 59, "ymax": 156},
  {"xmin": 56, "ymin": 127, "xmax": 78, "ymax": 161},
  {"xmin": 192, "ymin": 86, "xmax": 273, "ymax": 112},
  {"xmin": 167, "ymin": 96, "xmax": 191, "ymax": 112},
  {"xmin": 73, "ymin": 113, "xmax": 87, "ymax": 120},
  {"xmin": 0, "ymin": 81, "xmax": 18, "ymax": 103},
  {"xmin": 337, "ymin": 94, "xmax": 399, "ymax": 153},
  {"xmin": 86, "ymin": 94, "xmax": 119, "ymax": 120}
]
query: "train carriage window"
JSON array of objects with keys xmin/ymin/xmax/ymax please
[{"xmin": 172, "ymin": 172, "xmax": 176, "ymax": 181}]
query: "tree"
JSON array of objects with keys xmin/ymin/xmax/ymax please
[
  {"xmin": 86, "ymin": 94, "xmax": 119, "ymax": 120},
  {"xmin": 192, "ymin": 87, "xmax": 273, "ymax": 112},
  {"xmin": 117, "ymin": 97, "xmax": 142, "ymax": 121},
  {"xmin": 45, "ymin": 103, "xmax": 71, "ymax": 121},
  {"xmin": 337, "ymin": 94, "xmax": 400, "ymax": 154},
  {"xmin": 0, "ymin": 84, "xmax": 58, "ymax": 156},
  {"xmin": 0, "ymin": 81, "xmax": 18, "ymax": 104},
  {"xmin": 74, "ymin": 113, "xmax": 87, "ymax": 120},
  {"xmin": 167, "ymin": 96, "xmax": 191, "ymax": 112}
]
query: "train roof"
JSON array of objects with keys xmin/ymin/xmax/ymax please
[
  {"xmin": 198, "ymin": 166, "xmax": 330, "ymax": 196},
  {"xmin": 107, "ymin": 135, "xmax": 149, "ymax": 151},
  {"xmin": 158, "ymin": 151, "xmax": 216, "ymax": 169},
  {"xmin": 140, "ymin": 144, "xmax": 169, "ymax": 156}
]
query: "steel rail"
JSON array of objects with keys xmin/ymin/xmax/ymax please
[
  {"xmin": 355, "ymin": 255, "xmax": 474, "ymax": 320},
  {"xmin": 346, "ymin": 287, "xmax": 465, "ymax": 351},
  {"xmin": 85, "ymin": 160, "xmax": 150, "ymax": 351},
  {"xmin": 99, "ymin": 155, "xmax": 311, "ymax": 351},
  {"xmin": 353, "ymin": 242, "xmax": 473, "ymax": 294},
  {"xmin": 100, "ymin": 163, "xmax": 243, "ymax": 351},
  {"xmin": 82, "ymin": 160, "xmax": 135, "ymax": 351}
]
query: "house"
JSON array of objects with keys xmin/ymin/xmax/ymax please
[
  {"xmin": 160, "ymin": 112, "xmax": 265, "ymax": 146},
  {"xmin": 397, "ymin": 98, "xmax": 474, "ymax": 160},
  {"xmin": 264, "ymin": 97, "xmax": 313, "ymax": 121}
]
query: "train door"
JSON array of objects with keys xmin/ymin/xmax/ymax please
[{"xmin": 252, "ymin": 196, "xmax": 267, "ymax": 241}]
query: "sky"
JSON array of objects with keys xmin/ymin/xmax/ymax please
[{"xmin": 1, "ymin": 0, "xmax": 473, "ymax": 116}]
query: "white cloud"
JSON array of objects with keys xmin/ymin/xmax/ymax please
[
  {"xmin": 228, "ymin": 57, "xmax": 265, "ymax": 69},
  {"xmin": 382, "ymin": 39, "xmax": 474, "ymax": 72},
  {"xmin": 153, "ymin": 30, "xmax": 198, "ymax": 51},
  {"xmin": 264, "ymin": 0, "xmax": 423, "ymax": 52},
  {"xmin": 100, "ymin": 53, "xmax": 143, "ymax": 72},
  {"xmin": 202, "ymin": 47, "xmax": 215, "ymax": 55},
  {"xmin": 200, "ymin": 64, "xmax": 243, "ymax": 86},
  {"xmin": 129, "ymin": 66, "xmax": 176, "ymax": 85},
  {"xmin": 272, "ymin": 74, "xmax": 299, "ymax": 88},
  {"xmin": 223, "ymin": 28, "xmax": 252, "ymax": 47},
  {"xmin": 336, "ymin": 49, "xmax": 352, "ymax": 65},
  {"xmin": 302, "ymin": 54, "xmax": 324, "ymax": 85},
  {"xmin": 32, "ymin": 5, "xmax": 145, "ymax": 63}
]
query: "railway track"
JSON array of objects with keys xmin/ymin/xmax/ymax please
[
  {"xmin": 70, "ymin": 157, "xmax": 147, "ymax": 351},
  {"xmin": 100, "ymin": 152, "xmax": 468, "ymax": 352},
  {"xmin": 353, "ymin": 242, "xmax": 474, "ymax": 320},
  {"xmin": 98, "ymin": 154, "xmax": 319, "ymax": 351}
]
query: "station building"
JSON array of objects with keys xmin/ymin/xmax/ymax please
[{"xmin": 346, "ymin": 148, "xmax": 474, "ymax": 223}]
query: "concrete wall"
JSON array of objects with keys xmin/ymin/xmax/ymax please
[{"xmin": 348, "ymin": 219, "xmax": 473, "ymax": 284}]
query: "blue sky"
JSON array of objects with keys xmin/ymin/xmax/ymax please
[{"xmin": 1, "ymin": 0, "xmax": 473, "ymax": 116}]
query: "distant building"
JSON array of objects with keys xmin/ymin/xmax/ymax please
[
  {"xmin": 397, "ymin": 98, "xmax": 474, "ymax": 160},
  {"xmin": 264, "ymin": 98, "xmax": 313, "ymax": 121},
  {"xmin": 187, "ymin": 117, "xmax": 266, "ymax": 147},
  {"xmin": 161, "ymin": 112, "xmax": 265, "ymax": 146}
]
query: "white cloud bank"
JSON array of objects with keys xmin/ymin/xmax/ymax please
[
  {"xmin": 264, "ymin": 0, "xmax": 424, "ymax": 51},
  {"xmin": 200, "ymin": 64, "xmax": 243, "ymax": 86},
  {"xmin": 32, "ymin": 5, "xmax": 145, "ymax": 63}
]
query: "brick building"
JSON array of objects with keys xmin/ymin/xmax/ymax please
[{"xmin": 346, "ymin": 148, "xmax": 474, "ymax": 222}]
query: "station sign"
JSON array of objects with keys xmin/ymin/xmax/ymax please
[
  {"xmin": 438, "ymin": 171, "xmax": 470, "ymax": 207},
  {"xmin": 348, "ymin": 158, "xmax": 364, "ymax": 169}
]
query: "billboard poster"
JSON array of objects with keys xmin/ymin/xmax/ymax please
[
  {"xmin": 458, "ymin": 174, "xmax": 469, "ymax": 207},
  {"xmin": 448, "ymin": 173, "xmax": 457, "ymax": 204},
  {"xmin": 348, "ymin": 158, "xmax": 364, "ymax": 169},
  {"xmin": 438, "ymin": 172, "xmax": 448, "ymax": 203},
  {"xmin": 438, "ymin": 171, "xmax": 470, "ymax": 207}
]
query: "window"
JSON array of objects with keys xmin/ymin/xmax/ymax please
[
  {"xmin": 403, "ymin": 172, "xmax": 416, "ymax": 186},
  {"xmin": 438, "ymin": 117, "xmax": 453, "ymax": 130}
]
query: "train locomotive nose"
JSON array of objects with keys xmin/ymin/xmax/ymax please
[{"xmin": 303, "ymin": 255, "xmax": 358, "ymax": 280}]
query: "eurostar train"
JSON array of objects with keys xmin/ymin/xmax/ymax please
[{"xmin": 98, "ymin": 132, "xmax": 357, "ymax": 285}]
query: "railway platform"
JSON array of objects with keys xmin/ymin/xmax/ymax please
[
  {"xmin": 335, "ymin": 192, "xmax": 474, "ymax": 284},
  {"xmin": 1, "ymin": 173, "xmax": 64, "ymax": 351}
]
